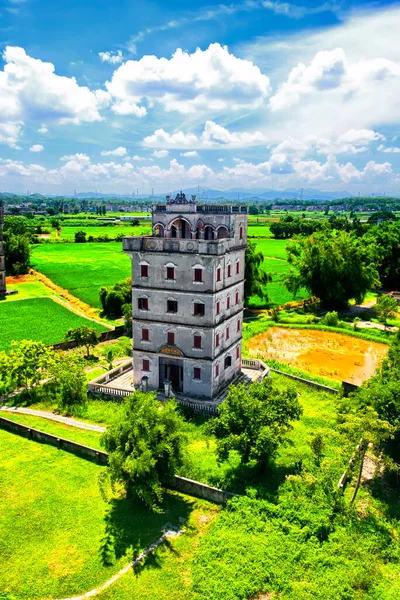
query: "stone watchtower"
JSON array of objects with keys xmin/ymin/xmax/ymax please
[
  {"xmin": 0, "ymin": 200, "xmax": 7, "ymax": 296},
  {"xmin": 123, "ymin": 192, "xmax": 248, "ymax": 400}
]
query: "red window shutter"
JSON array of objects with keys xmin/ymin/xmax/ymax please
[
  {"xmin": 194, "ymin": 268, "xmax": 202, "ymax": 282},
  {"xmin": 236, "ymin": 261, "xmax": 240, "ymax": 274},
  {"xmin": 193, "ymin": 367, "xmax": 201, "ymax": 380},
  {"xmin": 217, "ymin": 267, "xmax": 221, "ymax": 281},
  {"xmin": 227, "ymin": 265, "xmax": 231, "ymax": 277},
  {"xmin": 216, "ymin": 333, "xmax": 220, "ymax": 347},
  {"xmin": 237, "ymin": 320, "xmax": 240, "ymax": 332},
  {"xmin": 167, "ymin": 332, "xmax": 175, "ymax": 345},
  {"xmin": 142, "ymin": 328, "xmax": 149, "ymax": 341},
  {"xmin": 215, "ymin": 364, "xmax": 219, "ymax": 377},
  {"xmin": 141, "ymin": 264, "xmax": 148, "ymax": 277},
  {"xmin": 239, "ymin": 227, "xmax": 243, "ymax": 239},
  {"xmin": 227, "ymin": 297, "xmax": 230, "ymax": 309},
  {"xmin": 236, "ymin": 346, "xmax": 240, "ymax": 359},
  {"xmin": 194, "ymin": 335, "xmax": 202, "ymax": 349},
  {"xmin": 216, "ymin": 301, "xmax": 220, "ymax": 315},
  {"xmin": 235, "ymin": 291, "xmax": 239, "ymax": 304},
  {"xmin": 226, "ymin": 327, "xmax": 230, "ymax": 340},
  {"xmin": 167, "ymin": 266, "xmax": 175, "ymax": 280},
  {"xmin": 142, "ymin": 359, "xmax": 149, "ymax": 371}
]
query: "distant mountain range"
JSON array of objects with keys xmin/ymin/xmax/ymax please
[{"xmin": 1, "ymin": 188, "xmax": 355, "ymax": 201}]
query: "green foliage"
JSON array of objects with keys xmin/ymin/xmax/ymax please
[
  {"xmin": 309, "ymin": 433, "xmax": 325, "ymax": 466},
  {"xmin": 100, "ymin": 278, "xmax": 131, "ymax": 317},
  {"xmin": 323, "ymin": 311, "xmax": 339, "ymax": 327},
  {"xmin": 65, "ymin": 325, "xmax": 100, "ymax": 358},
  {"xmin": 285, "ymin": 230, "xmax": 379, "ymax": 309},
  {"xmin": 244, "ymin": 240, "xmax": 272, "ymax": 305},
  {"xmin": 0, "ymin": 340, "xmax": 53, "ymax": 393},
  {"xmin": 207, "ymin": 378, "xmax": 302, "ymax": 469},
  {"xmin": 362, "ymin": 221, "xmax": 400, "ymax": 288},
  {"xmin": 375, "ymin": 294, "xmax": 398, "ymax": 327},
  {"xmin": 56, "ymin": 360, "xmax": 87, "ymax": 413},
  {"xmin": 2, "ymin": 217, "xmax": 31, "ymax": 274},
  {"xmin": 102, "ymin": 391, "xmax": 187, "ymax": 510},
  {"xmin": 74, "ymin": 230, "xmax": 87, "ymax": 243}
]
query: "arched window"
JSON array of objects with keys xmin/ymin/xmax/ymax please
[
  {"xmin": 204, "ymin": 225, "xmax": 214, "ymax": 240},
  {"xmin": 170, "ymin": 217, "xmax": 191, "ymax": 239},
  {"xmin": 138, "ymin": 294, "xmax": 149, "ymax": 311},
  {"xmin": 139, "ymin": 260, "xmax": 149, "ymax": 278},
  {"xmin": 165, "ymin": 262, "xmax": 177, "ymax": 281},
  {"xmin": 192, "ymin": 263, "xmax": 204, "ymax": 283},
  {"xmin": 153, "ymin": 223, "xmax": 164, "ymax": 237},
  {"xmin": 217, "ymin": 225, "xmax": 229, "ymax": 239}
]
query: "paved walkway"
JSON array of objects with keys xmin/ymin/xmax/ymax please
[{"xmin": 0, "ymin": 406, "xmax": 106, "ymax": 433}]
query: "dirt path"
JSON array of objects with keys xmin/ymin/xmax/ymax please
[
  {"xmin": 0, "ymin": 405, "xmax": 106, "ymax": 432},
  {"xmin": 58, "ymin": 526, "xmax": 183, "ymax": 600},
  {"xmin": 31, "ymin": 270, "xmax": 114, "ymax": 329}
]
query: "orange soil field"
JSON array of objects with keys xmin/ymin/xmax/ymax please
[{"xmin": 248, "ymin": 327, "xmax": 388, "ymax": 384}]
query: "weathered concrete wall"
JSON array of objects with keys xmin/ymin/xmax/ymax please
[
  {"xmin": 0, "ymin": 416, "xmax": 233, "ymax": 504},
  {"xmin": 269, "ymin": 368, "xmax": 339, "ymax": 394},
  {"xmin": 0, "ymin": 416, "xmax": 108, "ymax": 465}
]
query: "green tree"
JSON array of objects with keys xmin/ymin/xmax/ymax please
[
  {"xmin": 375, "ymin": 294, "xmax": 398, "ymax": 328},
  {"xmin": 284, "ymin": 230, "xmax": 379, "ymax": 310},
  {"xmin": 244, "ymin": 241, "xmax": 272, "ymax": 306},
  {"xmin": 7, "ymin": 340, "xmax": 53, "ymax": 391},
  {"xmin": 100, "ymin": 278, "xmax": 131, "ymax": 317},
  {"xmin": 309, "ymin": 433, "xmax": 325, "ymax": 466},
  {"xmin": 65, "ymin": 325, "xmax": 100, "ymax": 358},
  {"xmin": 74, "ymin": 230, "xmax": 87, "ymax": 243},
  {"xmin": 101, "ymin": 391, "xmax": 187, "ymax": 509},
  {"xmin": 51, "ymin": 359, "xmax": 87, "ymax": 413},
  {"xmin": 207, "ymin": 378, "xmax": 302, "ymax": 469}
]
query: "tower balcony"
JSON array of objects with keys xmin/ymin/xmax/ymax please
[{"xmin": 122, "ymin": 236, "xmax": 243, "ymax": 256}]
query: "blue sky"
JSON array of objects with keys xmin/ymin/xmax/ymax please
[{"xmin": 1, "ymin": 0, "xmax": 400, "ymax": 195}]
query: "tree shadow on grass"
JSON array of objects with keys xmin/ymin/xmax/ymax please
[{"xmin": 100, "ymin": 490, "xmax": 193, "ymax": 567}]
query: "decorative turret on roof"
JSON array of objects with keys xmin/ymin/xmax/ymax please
[{"xmin": 166, "ymin": 191, "xmax": 197, "ymax": 205}]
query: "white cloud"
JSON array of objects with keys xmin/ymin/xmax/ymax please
[
  {"xmin": 181, "ymin": 151, "xmax": 199, "ymax": 157},
  {"xmin": 262, "ymin": 1, "xmax": 337, "ymax": 19},
  {"xmin": 106, "ymin": 43, "xmax": 270, "ymax": 116},
  {"xmin": 29, "ymin": 144, "xmax": 43, "ymax": 152},
  {"xmin": 0, "ymin": 46, "xmax": 104, "ymax": 127},
  {"xmin": 218, "ymin": 157, "xmax": 225, "ymax": 162},
  {"xmin": 130, "ymin": 155, "xmax": 148, "ymax": 161},
  {"xmin": 377, "ymin": 144, "xmax": 400, "ymax": 154},
  {"xmin": 38, "ymin": 124, "xmax": 48, "ymax": 134},
  {"xmin": 99, "ymin": 50, "xmax": 124, "ymax": 64},
  {"xmin": 143, "ymin": 121, "xmax": 268, "ymax": 149},
  {"xmin": 101, "ymin": 146, "xmax": 127, "ymax": 156},
  {"xmin": 0, "ymin": 122, "xmax": 22, "ymax": 148},
  {"xmin": 153, "ymin": 150, "xmax": 169, "ymax": 158},
  {"xmin": 60, "ymin": 153, "xmax": 90, "ymax": 163}
]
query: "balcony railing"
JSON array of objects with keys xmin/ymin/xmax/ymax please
[{"xmin": 122, "ymin": 236, "xmax": 240, "ymax": 255}]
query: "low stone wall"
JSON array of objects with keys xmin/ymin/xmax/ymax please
[
  {"xmin": 167, "ymin": 475, "xmax": 235, "ymax": 504},
  {"xmin": 51, "ymin": 325, "xmax": 126, "ymax": 351},
  {"xmin": 269, "ymin": 368, "xmax": 340, "ymax": 394},
  {"xmin": 0, "ymin": 416, "xmax": 108, "ymax": 465},
  {"xmin": 0, "ymin": 416, "xmax": 232, "ymax": 504}
]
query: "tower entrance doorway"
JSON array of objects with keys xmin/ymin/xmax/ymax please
[{"xmin": 159, "ymin": 357, "xmax": 184, "ymax": 393}]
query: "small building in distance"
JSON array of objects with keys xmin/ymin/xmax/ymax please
[{"xmin": 122, "ymin": 192, "xmax": 249, "ymax": 400}]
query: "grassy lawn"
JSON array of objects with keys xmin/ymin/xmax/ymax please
[
  {"xmin": 31, "ymin": 242, "xmax": 131, "ymax": 307},
  {"xmin": 1, "ymin": 412, "xmax": 103, "ymax": 449},
  {"xmin": 57, "ymin": 223, "xmax": 151, "ymax": 240},
  {"xmin": 0, "ymin": 297, "xmax": 107, "ymax": 351},
  {"xmin": 5, "ymin": 278, "xmax": 54, "ymax": 300},
  {"xmin": 0, "ymin": 429, "xmax": 202, "ymax": 600}
]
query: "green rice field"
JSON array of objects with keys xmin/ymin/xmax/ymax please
[
  {"xmin": 0, "ymin": 297, "xmax": 107, "ymax": 351},
  {"xmin": 32, "ymin": 243, "xmax": 131, "ymax": 308},
  {"xmin": 56, "ymin": 223, "xmax": 151, "ymax": 240}
]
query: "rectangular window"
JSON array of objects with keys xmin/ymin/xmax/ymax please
[
  {"xmin": 167, "ymin": 332, "xmax": 175, "ymax": 345},
  {"xmin": 216, "ymin": 333, "xmax": 220, "ymax": 347},
  {"xmin": 138, "ymin": 297, "xmax": 148, "ymax": 311},
  {"xmin": 194, "ymin": 268, "xmax": 203, "ymax": 282},
  {"xmin": 239, "ymin": 227, "xmax": 243, "ymax": 239},
  {"xmin": 193, "ymin": 367, "xmax": 201, "ymax": 380},
  {"xmin": 142, "ymin": 328, "xmax": 149, "ymax": 341},
  {"xmin": 216, "ymin": 301, "xmax": 220, "ymax": 315},
  {"xmin": 215, "ymin": 364, "xmax": 219, "ymax": 377},
  {"xmin": 227, "ymin": 296, "xmax": 230, "ymax": 310},
  {"xmin": 235, "ymin": 291, "xmax": 239, "ymax": 305},
  {"xmin": 236, "ymin": 261, "xmax": 240, "ymax": 274},
  {"xmin": 194, "ymin": 302, "xmax": 205, "ymax": 317},
  {"xmin": 142, "ymin": 359, "xmax": 150, "ymax": 371},
  {"xmin": 167, "ymin": 300, "xmax": 178, "ymax": 313},
  {"xmin": 140, "ymin": 264, "xmax": 148, "ymax": 277},
  {"xmin": 226, "ymin": 327, "xmax": 230, "ymax": 340},
  {"xmin": 193, "ymin": 335, "xmax": 202, "ymax": 349},
  {"xmin": 167, "ymin": 266, "xmax": 175, "ymax": 280},
  {"xmin": 237, "ymin": 320, "xmax": 241, "ymax": 332},
  {"xmin": 217, "ymin": 267, "xmax": 221, "ymax": 282},
  {"xmin": 227, "ymin": 264, "xmax": 231, "ymax": 278},
  {"xmin": 236, "ymin": 346, "xmax": 240, "ymax": 359}
]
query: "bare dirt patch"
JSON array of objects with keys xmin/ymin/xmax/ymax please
[{"xmin": 248, "ymin": 327, "xmax": 388, "ymax": 384}]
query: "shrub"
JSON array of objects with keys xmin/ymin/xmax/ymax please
[{"xmin": 323, "ymin": 311, "xmax": 339, "ymax": 327}]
